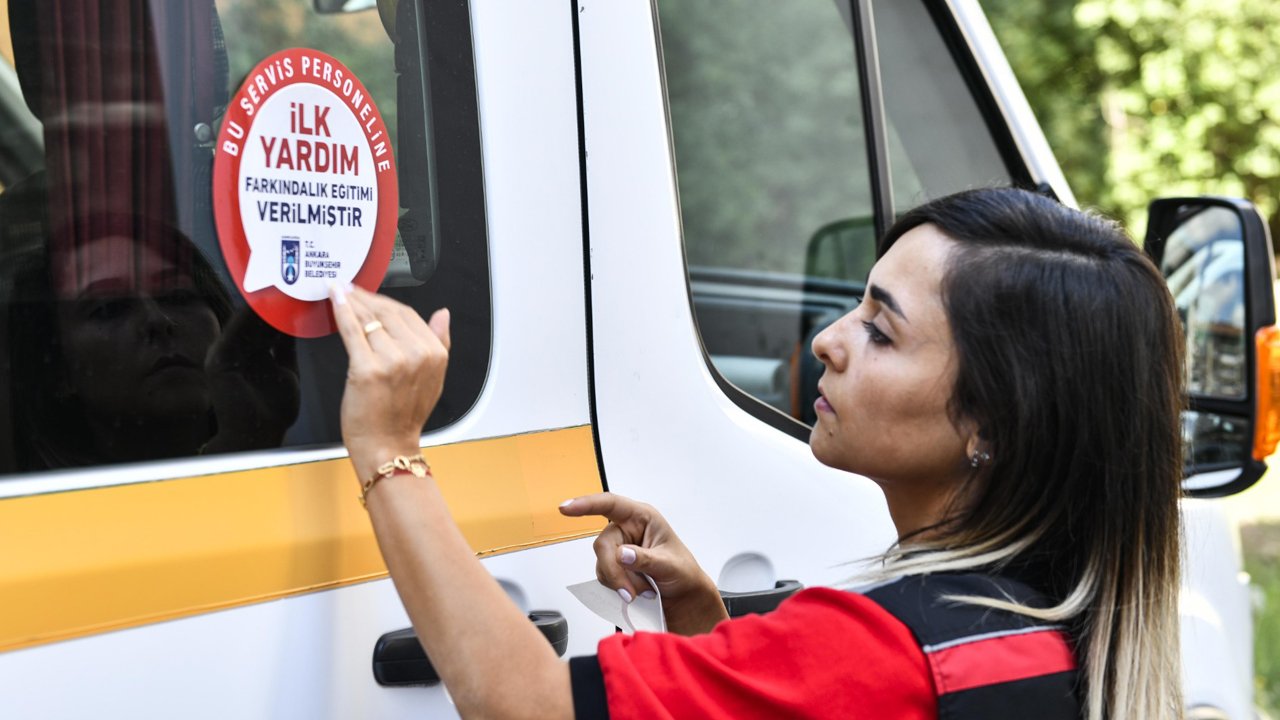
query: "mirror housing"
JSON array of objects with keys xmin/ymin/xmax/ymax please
[
  {"xmin": 313, "ymin": 0, "xmax": 396, "ymax": 40},
  {"xmin": 313, "ymin": 0, "xmax": 376, "ymax": 13},
  {"xmin": 1145, "ymin": 197, "xmax": 1278, "ymax": 496},
  {"xmin": 803, "ymin": 216, "xmax": 876, "ymax": 282}
]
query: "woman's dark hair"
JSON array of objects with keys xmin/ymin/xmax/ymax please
[
  {"xmin": 876, "ymin": 187, "xmax": 1184, "ymax": 719},
  {"xmin": 7, "ymin": 213, "xmax": 232, "ymax": 471}
]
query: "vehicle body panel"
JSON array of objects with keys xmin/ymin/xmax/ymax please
[{"xmin": 0, "ymin": 0, "xmax": 1262, "ymax": 717}]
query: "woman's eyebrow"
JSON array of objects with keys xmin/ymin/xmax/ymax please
[{"xmin": 868, "ymin": 284, "xmax": 909, "ymax": 323}]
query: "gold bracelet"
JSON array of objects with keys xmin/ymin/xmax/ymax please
[{"xmin": 360, "ymin": 455, "xmax": 431, "ymax": 508}]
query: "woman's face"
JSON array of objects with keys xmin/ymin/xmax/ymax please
[
  {"xmin": 810, "ymin": 224, "xmax": 972, "ymax": 489},
  {"xmin": 54, "ymin": 237, "xmax": 221, "ymax": 421}
]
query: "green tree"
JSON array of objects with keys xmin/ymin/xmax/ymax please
[{"xmin": 984, "ymin": 0, "xmax": 1280, "ymax": 243}]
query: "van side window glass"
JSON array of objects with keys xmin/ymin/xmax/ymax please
[
  {"xmin": 657, "ymin": 0, "xmax": 876, "ymax": 427},
  {"xmin": 0, "ymin": 0, "xmax": 489, "ymax": 475},
  {"xmin": 873, "ymin": 0, "xmax": 1013, "ymax": 211}
]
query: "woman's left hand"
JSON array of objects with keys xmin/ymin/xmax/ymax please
[{"xmin": 329, "ymin": 284, "xmax": 450, "ymax": 483}]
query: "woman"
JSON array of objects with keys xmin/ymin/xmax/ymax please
[
  {"xmin": 330, "ymin": 188, "xmax": 1184, "ymax": 719},
  {"xmin": 7, "ymin": 211, "xmax": 299, "ymax": 470}
]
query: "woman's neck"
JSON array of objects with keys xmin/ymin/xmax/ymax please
[{"xmin": 880, "ymin": 477, "xmax": 966, "ymax": 542}]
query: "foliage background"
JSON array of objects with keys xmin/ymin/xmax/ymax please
[
  {"xmin": 982, "ymin": 0, "xmax": 1280, "ymax": 242},
  {"xmin": 1241, "ymin": 522, "xmax": 1280, "ymax": 716}
]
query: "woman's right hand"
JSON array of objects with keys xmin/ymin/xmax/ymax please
[{"xmin": 559, "ymin": 493, "xmax": 729, "ymax": 635}]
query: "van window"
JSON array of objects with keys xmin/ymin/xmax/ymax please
[
  {"xmin": 657, "ymin": 0, "xmax": 875, "ymax": 427},
  {"xmin": 0, "ymin": 0, "xmax": 489, "ymax": 475},
  {"xmin": 659, "ymin": 0, "xmax": 1017, "ymax": 429},
  {"xmin": 874, "ymin": 0, "xmax": 1013, "ymax": 211}
]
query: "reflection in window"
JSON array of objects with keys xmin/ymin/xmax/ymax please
[
  {"xmin": 9, "ymin": 210, "xmax": 298, "ymax": 469},
  {"xmin": 218, "ymin": 0, "xmax": 399, "ymax": 143},
  {"xmin": 1162, "ymin": 207, "xmax": 1247, "ymax": 399},
  {"xmin": 660, "ymin": 0, "xmax": 873, "ymax": 279},
  {"xmin": 1182, "ymin": 410, "xmax": 1248, "ymax": 472},
  {"xmin": 658, "ymin": 0, "xmax": 874, "ymax": 425},
  {"xmin": 873, "ymin": 0, "xmax": 1012, "ymax": 213},
  {"xmin": 0, "ymin": 0, "xmax": 489, "ymax": 474}
]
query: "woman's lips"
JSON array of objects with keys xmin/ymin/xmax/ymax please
[
  {"xmin": 149, "ymin": 354, "xmax": 199, "ymax": 375},
  {"xmin": 814, "ymin": 394, "xmax": 834, "ymax": 415}
]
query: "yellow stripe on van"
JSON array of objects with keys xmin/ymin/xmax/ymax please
[
  {"xmin": 0, "ymin": 3, "xmax": 12, "ymax": 68},
  {"xmin": 0, "ymin": 425, "xmax": 605, "ymax": 653}
]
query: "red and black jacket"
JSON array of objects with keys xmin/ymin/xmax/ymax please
[
  {"xmin": 569, "ymin": 571, "xmax": 1079, "ymax": 719},
  {"xmin": 864, "ymin": 573, "xmax": 1080, "ymax": 719}
]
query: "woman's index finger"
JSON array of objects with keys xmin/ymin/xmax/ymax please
[
  {"xmin": 427, "ymin": 308, "xmax": 451, "ymax": 352},
  {"xmin": 329, "ymin": 283, "xmax": 375, "ymax": 365},
  {"xmin": 559, "ymin": 492, "xmax": 638, "ymax": 523}
]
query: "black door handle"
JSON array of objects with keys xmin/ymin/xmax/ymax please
[
  {"xmin": 721, "ymin": 580, "xmax": 804, "ymax": 618},
  {"xmin": 372, "ymin": 610, "xmax": 569, "ymax": 687}
]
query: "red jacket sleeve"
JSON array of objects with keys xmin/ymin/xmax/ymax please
[{"xmin": 595, "ymin": 587, "xmax": 937, "ymax": 720}]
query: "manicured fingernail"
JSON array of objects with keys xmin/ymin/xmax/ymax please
[
  {"xmin": 559, "ymin": 499, "xmax": 575, "ymax": 508},
  {"xmin": 640, "ymin": 590, "xmax": 657, "ymax": 600},
  {"xmin": 620, "ymin": 547, "xmax": 637, "ymax": 565},
  {"xmin": 329, "ymin": 282, "xmax": 348, "ymax": 305},
  {"xmin": 344, "ymin": 282, "xmax": 355, "ymax": 293},
  {"xmin": 617, "ymin": 588, "xmax": 633, "ymax": 604}
]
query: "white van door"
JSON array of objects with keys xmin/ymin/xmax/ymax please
[{"xmin": 580, "ymin": 0, "xmax": 1046, "ymax": 607}]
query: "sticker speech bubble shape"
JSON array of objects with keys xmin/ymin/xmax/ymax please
[{"xmin": 214, "ymin": 48, "xmax": 398, "ymax": 337}]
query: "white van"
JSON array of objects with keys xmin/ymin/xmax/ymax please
[{"xmin": 0, "ymin": 1, "xmax": 1273, "ymax": 717}]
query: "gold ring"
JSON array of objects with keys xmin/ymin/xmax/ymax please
[{"xmin": 363, "ymin": 320, "xmax": 384, "ymax": 335}]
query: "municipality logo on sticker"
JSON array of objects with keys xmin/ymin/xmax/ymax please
[{"xmin": 281, "ymin": 238, "xmax": 300, "ymax": 285}]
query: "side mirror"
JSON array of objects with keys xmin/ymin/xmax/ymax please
[
  {"xmin": 803, "ymin": 216, "xmax": 876, "ymax": 283},
  {"xmin": 314, "ymin": 0, "xmax": 397, "ymax": 40},
  {"xmin": 1145, "ymin": 197, "xmax": 1280, "ymax": 496},
  {"xmin": 313, "ymin": 0, "xmax": 377, "ymax": 13}
]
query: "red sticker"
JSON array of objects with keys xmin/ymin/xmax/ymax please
[{"xmin": 213, "ymin": 48, "xmax": 398, "ymax": 337}]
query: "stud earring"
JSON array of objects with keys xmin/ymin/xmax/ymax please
[{"xmin": 969, "ymin": 451, "xmax": 991, "ymax": 469}]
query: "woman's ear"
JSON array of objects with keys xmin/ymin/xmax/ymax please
[
  {"xmin": 965, "ymin": 433, "xmax": 983, "ymax": 459},
  {"xmin": 954, "ymin": 415, "xmax": 980, "ymax": 455},
  {"xmin": 960, "ymin": 419, "xmax": 991, "ymax": 467}
]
